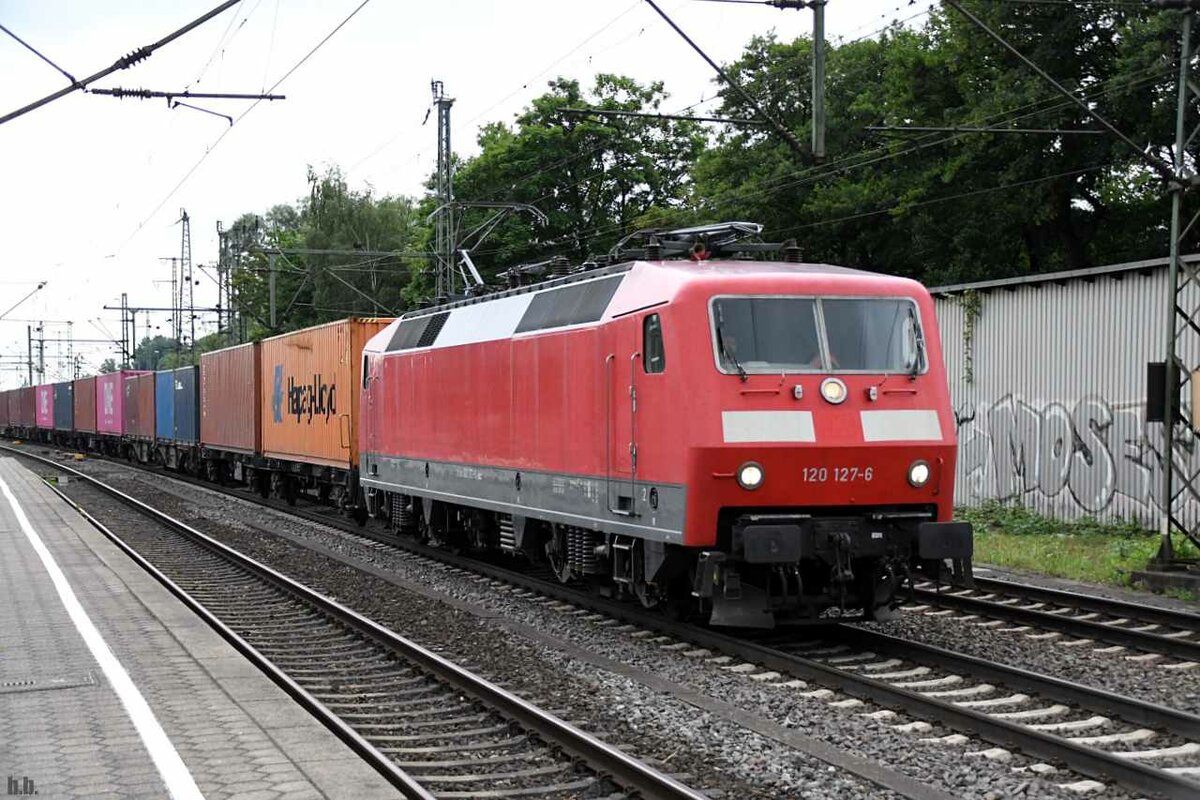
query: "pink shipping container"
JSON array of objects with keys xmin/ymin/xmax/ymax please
[
  {"xmin": 35, "ymin": 384, "xmax": 53, "ymax": 428},
  {"xmin": 124, "ymin": 372, "xmax": 156, "ymax": 439},
  {"xmin": 97, "ymin": 370, "xmax": 147, "ymax": 435},
  {"xmin": 0, "ymin": 390, "xmax": 9, "ymax": 427},
  {"xmin": 6, "ymin": 390, "xmax": 17, "ymax": 426},
  {"xmin": 201, "ymin": 342, "xmax": 260, "ymax": 454},
  {"xmin": 74, "ymin": 376, "xmax": 97, "ymax": 433}
]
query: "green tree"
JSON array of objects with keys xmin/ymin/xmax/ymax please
[
  {"xmin": 230, "ymin": 169, "xmax": 427, "ymax": 336},
  {"xmin": 132, "ymin": 336, "xmax": 177, "ymax": 370},
  {"xmin": 695, "ymin": 3, "xmax": 1191, "ymax": 284},
  {"xmin": 451, "ymin": 75, "xmax": 706, "ymax": 277}
]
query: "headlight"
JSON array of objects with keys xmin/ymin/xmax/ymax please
[
  {"xmin": 908, "ymin": 460, "xmax": 931, "ymax": 488},
  {"xmin": 737, "ymin": 461, "xmax": 764, "ymax": 490},
  {"xmin": 820, "ymin": 377, "xmax": 847, "ymax": 405}
]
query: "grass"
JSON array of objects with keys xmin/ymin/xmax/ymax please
[{"xmin": 958, "ymin": 501, "xmax": 1200, "ymax": 589}]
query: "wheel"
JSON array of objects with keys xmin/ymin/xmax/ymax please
[
  {"xmin": 545, "ymin": 526, "xmax": 572, "ymax": 583},
  {"xmin": 633, "ymin": 578, "xmax": 660, "ymax": 610}
]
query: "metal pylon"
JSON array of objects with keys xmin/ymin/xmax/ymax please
[
  {"xmin": 180, "ymin": 209, "xmax": 194, "ymax": 360},
  {"xmin": 431, "ymin": 80, "xmax": 456, "ymax": 299},
  {"xmin": 1160, "ymin": 10, "xmax": 1200, "ymax": 563}
]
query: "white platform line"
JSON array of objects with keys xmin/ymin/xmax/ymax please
[{"xmin": 0, "ymin": 476, "xmax": 205, "ymax": 800}]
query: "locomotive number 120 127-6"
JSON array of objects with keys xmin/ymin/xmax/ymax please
[{"xmin": 801, "ymin": 466, "xmax": 874, "ymax": 483}]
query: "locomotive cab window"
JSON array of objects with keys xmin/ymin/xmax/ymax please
[
  {"xmin": 643, "ymin": 314, "xmax": 666, "ymax": 374},
  {"xmin": 710, "ymin": 295, "xmax": 926, "ymax": 375},
  {"xmin": 362, "ymin": 355, "xmax": 370, "ymax": 389},
  {"xmin": 822, "ymin": 298, "xmax": 925, "ymax": 373},
  {"xmin": 712, "ymin": 297, "xmax": 821, "ymax": 373}
]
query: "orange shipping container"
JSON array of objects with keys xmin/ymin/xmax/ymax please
[
  {"xmin": 259, "ymin": 318, "xmax": 391, "ymax": 469},
  {"xmin": 201, "ymin": 342, "xmax": 261, "ymax": 454},
  {"xmin": 73, "ymin": 376, "xmax": 97, "ymax": 433}
]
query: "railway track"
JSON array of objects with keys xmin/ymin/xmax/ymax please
[
  {"xmin": 14, "ymin": 444, "xmax": 1200, "ymax": 798},
  {"xmin": 906, "ymin": 578, "xmax": 1200, "ymax": 664},
  {"xmin": 13, "ymin": 448, "xmax": 707, "ymax": 800}
]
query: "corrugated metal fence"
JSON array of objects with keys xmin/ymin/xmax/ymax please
[{"xmin": 932, "ymin": 256, "xmax": 1200, "ymax": 528}]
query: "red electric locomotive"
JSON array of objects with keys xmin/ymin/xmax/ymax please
[{"xmin": 360, "ymin": 224, "xmax": 972, "ymax": 627}]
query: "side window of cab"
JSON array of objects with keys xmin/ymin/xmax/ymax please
[{"xmin": 643, "ymin": 313, "xmax": 666, "ymax": 374}]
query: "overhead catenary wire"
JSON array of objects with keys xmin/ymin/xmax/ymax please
[
  {"xmin": 119, "ymin": 0, "xmax": 376, "ymax": 255},
  {"xmin": 346, "ymin": 0, "xmax": 645, "ymax": 178},
  {"xmin": 0, "ymin": 23, "xmax": 79, "ymax": 86},
  {"xmin": 469, "ymin": 63, "xmax": 1172, "ymax": 263},
  {"xmin": 187, "ymin": 0, "xmax": 249, "ymax": 88},
  {"xmin": 642, "ymin": 0, "xmax": 806, "ymax": 156},
  {"xmin": 773, "ymin": 164, "xmax": 1109, "ymax": 234},
  {"xmin": 474, "ymin": 2, "xmax": 946, "ymax": 238},
  {"xmin": 0, "ymin": 0, "xmax": 243, "ymax": 126}
]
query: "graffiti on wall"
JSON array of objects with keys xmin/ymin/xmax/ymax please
[{"xmin": 955, "ymin": 395, "xmax": 1200, "ymax": 526}]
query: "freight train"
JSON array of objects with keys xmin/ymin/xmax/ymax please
[
  {"xmin": 0, "ymin": 223, "xmax": 972, "ymax": 627},
  {"xmin": 2, "ymin": 319, "xmax": 389, "ymax": 512}
]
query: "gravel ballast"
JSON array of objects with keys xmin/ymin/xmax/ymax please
[{"xmin": 30, "ymin": 452, "xmax": 1159, "ymax": 800}]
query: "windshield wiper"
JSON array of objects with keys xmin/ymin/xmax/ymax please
[
  {"xmin": 908, "ymin": 305, "xmax": 926, "ymax": 378},
  {"xmin": 714, "ymin": 305, "xmax": 747, "ymax": 382}
]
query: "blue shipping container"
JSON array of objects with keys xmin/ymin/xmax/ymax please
[
  {"xmin": 172, "ymin": 366, "xmax": 199, "ymax": 443},
  {"xmin": 52, "ymin": 381, "xmax": 74, "ymax": 431},
  {"xmin": 154, "ymin": 371, "xmax": 175, "ymax": 441}
]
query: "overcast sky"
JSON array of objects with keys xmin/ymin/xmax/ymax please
[{"xmin": 0, "ymin": 0, "xmax": 939, "ymax": 387}]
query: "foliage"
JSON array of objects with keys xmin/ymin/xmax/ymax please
[
  {"xmin": 98, "ymin": 358, "xmax": 118, "ymax": 374},
  {"xmin": 220, "ymin": 6, "xmax": 1199, "ymax": 332},
  {"xmin": 960, "ymin": 290, "xmax": 982, "ymax": 384},
  {"xmin": 960, "ymin": 500, "xmax": 1153, "ymax": 539},
  {"xmin": 229, "ymin": 167, "xmax": 429, "ymax": 339},
  {"xmin": 693, "ymin": 3, "xmax": 1196, "ymax": 283},
  {"xmin": 450, "ymin": 75, "xmax": 706, "ymax": 279},
  {"xmin": 131, "ymin": 335, "xmax": 178, "ymax": 370},
  {"xmin": 955, "ymin": 501, "xmax": 1200, "ymax": 588}
]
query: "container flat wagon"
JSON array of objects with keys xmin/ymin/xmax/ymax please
[
  {"xmin": 152, "ymin": 366, "xmax": 200, "ymax": 470},
  {"xmin": 258, "ymin": 318, "xmax": 391, "ymax": 507},
  {"xmin": 35, "ymin": 384, "xmax": 53, "ymax": 435},
  {"xmin": 200, "ymin": 342, "xmax": 262, "ymax": 487},
  {"xmin": 52, "ymin": 381, "xmax": 73, "ymax": 433},
  {"xmin": 124, "ymin": 372, "xmax": 157, "ymax": 462},
  {"xmin": 73, "ymin": 375, "xmax": 97, "ymax": 448},
  {"xmin": 15, "ymin": 387, "xmax": 34, "ymax": 436}
]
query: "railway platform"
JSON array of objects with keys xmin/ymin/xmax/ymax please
[{"xmin": 0, "ymin": 457, "xmax": 401, "ymax": 800}]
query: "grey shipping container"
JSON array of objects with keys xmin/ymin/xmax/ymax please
[
  {"xmin": 52, "ymin": 381, "xmax": 74, "ymax": 431},
  {"xmin": 173, "ymin": 366, "xmax": 199, "ymax": 443}
]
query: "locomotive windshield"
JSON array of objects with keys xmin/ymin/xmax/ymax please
[{"xmin": 711, "ymin": 296, "xmax": 924, "ymax": 374}]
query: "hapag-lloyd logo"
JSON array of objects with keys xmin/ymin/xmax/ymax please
[{"xmin": 272, "ymin": 365, "xmax": 337, "ymax": 424}]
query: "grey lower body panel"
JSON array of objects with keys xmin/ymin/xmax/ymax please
[{"xmin": 362, "ymin": 453, "xmax": 686, "ymax": 544}]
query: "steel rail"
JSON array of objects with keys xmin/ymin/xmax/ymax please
[
  {"xmin": 36, "ymin": 477, "xmax": 434, "ymax": 800},
  {"xmin": 140, "ymin": 468, "xmax": 1200, "ymax": 800},
  {"xmin": 14, "ymin": 444, "xmax": 1200, "ymax": 799},
  {"xmin": 413, "ymin": 559, "xmax": 1200, "ymax": 800},
  {"xmin": 5, "ymin": 446, "xmax": 708, "ymax": 800},
  {"xmin": 965, "ymin": 575, "xmax": 1200, "ymax": 629},
  {"xmin": 910, "ymin": 584, "xmax": 1200, "ymax": 661},
  {"xmin": 341, "ymin": 530, "xmax": 1200, "ymax": 800}
]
